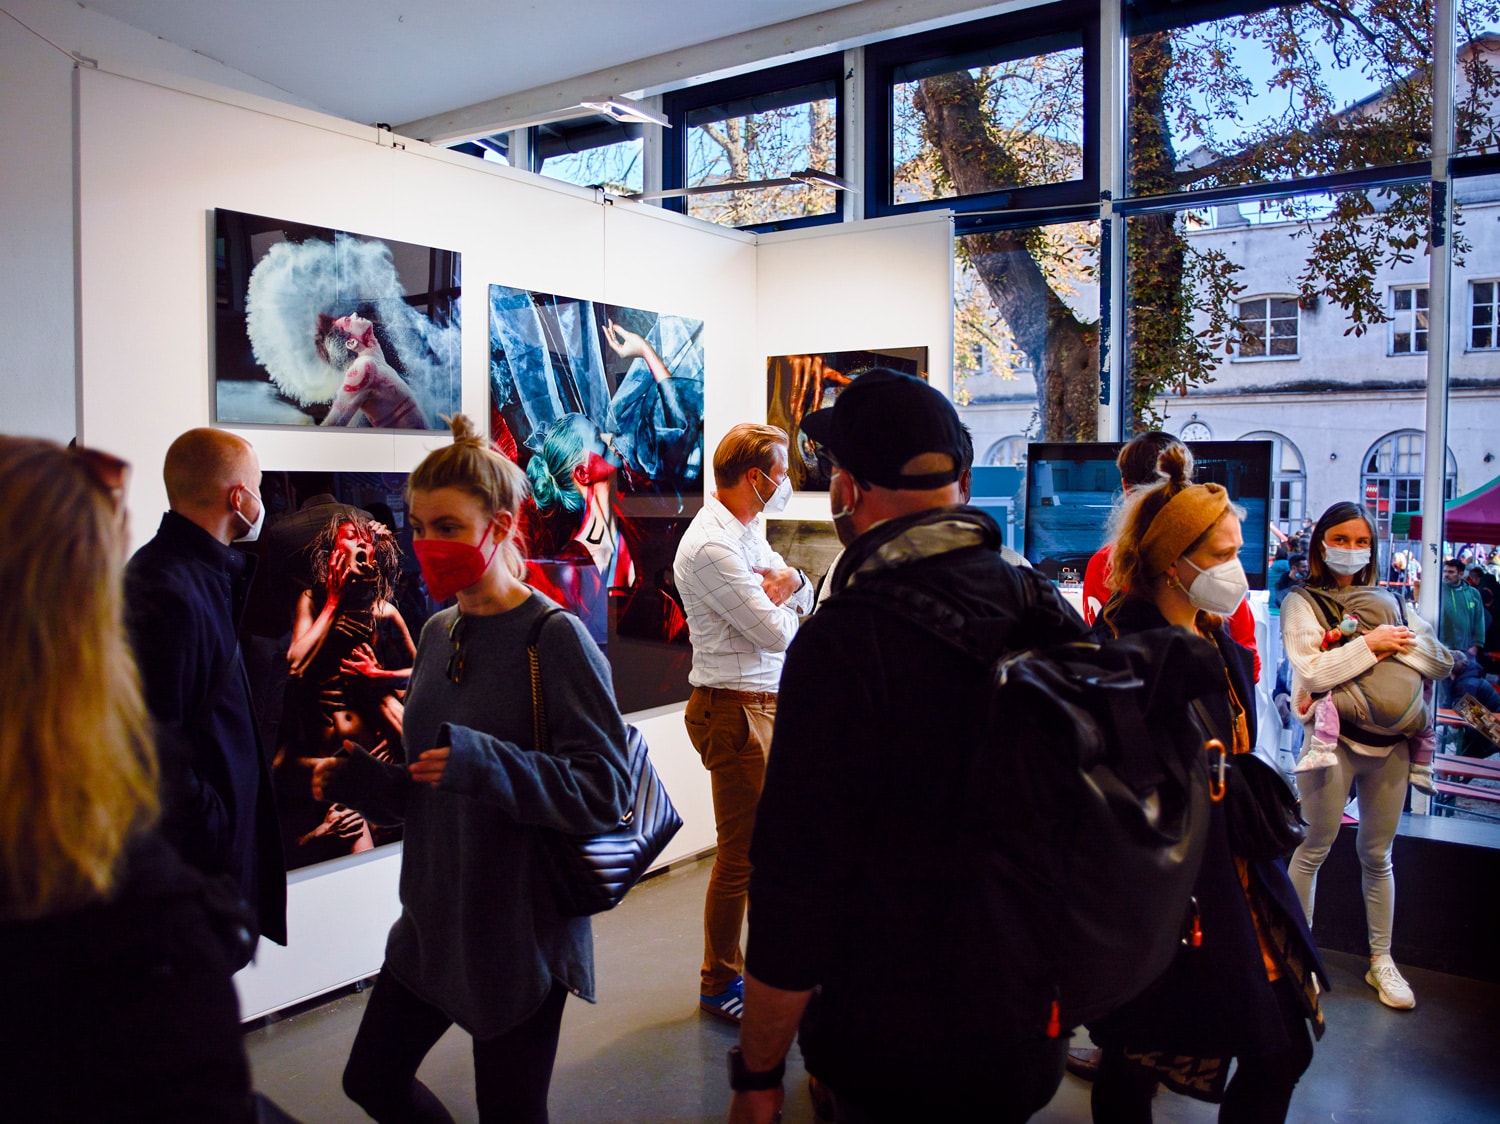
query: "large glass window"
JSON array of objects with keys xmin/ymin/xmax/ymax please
[
  {"xmin": 953, "ymin": 219, "xmax": 1101, "ymax": 453},
  {"xmin": 1455, "ymin": 16, "xmax": 1500, "ymax": 156},
  {"xmin": 664, "ymin": 57, "xmax": 842, "ymax": 230},
  {"xmin": 1124, "ymin": 180, "xmax": 1434, "ymax": 570},
  {"xmin": 867, "ymin": 1, "xmax": 1098, "ymax": 218},
  {"xmin": 1126, "ymin": 1, "xmax": 1445, "ymax": 196},
  {"xmin": 891, "ymin": 35, "xmax": 1085, "ymax": 206},
  {"xmin": 1127, "ymin": 180, "xmax": 1432, "ymax": 408},
  {"xmin": 537, "ymin": 124, "xmax": 644, "ymax": 194}
]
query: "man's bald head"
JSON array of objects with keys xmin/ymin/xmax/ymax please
[
  {"xmin": 164, "ymin": 429, "xmax": 256, "ymax": 509},
  {"xmin": 162, "ymin": 429, "xmax": 261, "ymax": 543}
]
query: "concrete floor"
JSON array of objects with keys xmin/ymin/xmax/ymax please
[{"xmin": 245, "ymin": 856, "xmax": 1500, "ymax": 1123}]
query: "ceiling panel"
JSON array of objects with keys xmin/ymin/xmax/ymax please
[{"xmin": 81, "ymin": 0, "xmax": 865, "ymax": 124}]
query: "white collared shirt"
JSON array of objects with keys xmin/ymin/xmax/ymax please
[{"xmin": 673, "ymin": 493, "xmax": 814, "ymax": 691}]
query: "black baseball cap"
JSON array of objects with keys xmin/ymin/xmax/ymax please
[{"xmin": 798, "ymin": 368, "xmax": 965, "ymax": 490}]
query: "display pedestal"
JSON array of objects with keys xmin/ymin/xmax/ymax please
[{"xmin": 1309, "ymin": 813, "xmax": 1500, "ymax": 982}]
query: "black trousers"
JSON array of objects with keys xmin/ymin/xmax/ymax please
[
  {"xmin": 342, "ymin": 968, "xmax": 568, "ymax": 1124},
  {"xmin": 1092, "ymin": 979, "xmax": 1314, "ymax": 1124}
]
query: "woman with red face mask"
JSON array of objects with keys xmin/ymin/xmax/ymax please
[{"xmin": 317, "ymin": 414, "xmax": 633, "ymax": 1123}]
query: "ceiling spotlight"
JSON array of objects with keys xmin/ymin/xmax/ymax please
[
  {"xmin": 578, "ymin": 97, "xmax": 670, "ymax": 128},
  {"xmin": 792, "ymin": 168, "xmax": 860, "ymax": 193}
]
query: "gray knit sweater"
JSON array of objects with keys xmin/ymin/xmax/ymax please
[{"xmin": 327, "ymin": 591, "xmax": 631, "ymax": 1038}]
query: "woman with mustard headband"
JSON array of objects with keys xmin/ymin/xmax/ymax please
[{"xmin": 1087, "ymin": 444, "xmax": 1326, "ymax": 1124}]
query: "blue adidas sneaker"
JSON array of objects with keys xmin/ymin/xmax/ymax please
[{"xmin": 699, "ymin": 976, "xmax": 744, "ymax": 1022}]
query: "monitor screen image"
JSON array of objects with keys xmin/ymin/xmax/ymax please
[{"xmin": 1022, "ymin": 440, "xmax": 1273, "ymax": 590}]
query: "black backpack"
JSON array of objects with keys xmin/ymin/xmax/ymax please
[{"xmin": 839, "ymin": 581, "xmax": 1223, "ymax": 1039}]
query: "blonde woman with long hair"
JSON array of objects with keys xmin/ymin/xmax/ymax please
[
  {"xmin": 320, "ymin": 414, "xmax": 631, "ymax": 1123},
  {"xmin": 0, "ymin": 436, "xmax": 260, "ymax": 1121}
]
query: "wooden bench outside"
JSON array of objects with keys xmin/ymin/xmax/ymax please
[{"xmin": 1432, "ymin": 754, "xmax": 1500, "ymax": 821}]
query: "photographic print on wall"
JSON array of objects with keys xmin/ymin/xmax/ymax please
[
  {"xmin": 214, "ymin": 208, "xmax": 460, "ymax": 430},
  {"xmin": 241, "ymin": 471, "xmax": 439, "ymax": 872},
  {"xmin": 767, "ymin": 347, "xmax": 928, "ymax": 491},
  {"xmin": 489, "ymin": 284, "xmax": 705, "ymax": 712},
  {"xmin": 764, "ymin": 519, "xmax": 845, "ymax": 601}
]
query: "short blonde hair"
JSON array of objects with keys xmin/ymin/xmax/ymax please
[
  {"xmin": 163, "ymin": 427, "xmax": 255, "ymax": 510},
  {"xmin": 408, "ymin": 414, "xmax": 530, "ymax": 579},
  {"xmin": 0, "ymin": 437, "xmax": 158, "ymax": 920},
  {"xmin": 713, "ymin": 423, "xmax": 786, "ymax": 489}
]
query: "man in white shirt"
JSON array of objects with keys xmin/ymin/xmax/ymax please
[{"xmin": 674, "ymin": 423, "xmax": 815, "ymax": 1021}]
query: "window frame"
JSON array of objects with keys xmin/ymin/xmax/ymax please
[
  {"xmin": 661, "ymin": 53, "xmax": 846, "ymax": 233},
  {"xmin": 863, "ymin": 0, "xmax": 1101, "ymax": 221},
  {"xmin": 1360, "ymin": 429, "xmax": 1458, "ymax": 554},
  {"xmin": 1240, "ymin": 429, "xmax": 1306, "ymax": 535},
  {"xmin": 1388, "ymin": 283, "xmax": 1431, "ymax": 356},
  {"xmin": 1468, "ymin": 277, "xmax": 1500, "ymax": 351},
  {"xmin": 1232, "ymin": 294, "xmax": 1301, "ymax": 362}
]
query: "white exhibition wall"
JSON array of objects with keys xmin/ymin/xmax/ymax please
[
  {"xmin": 74, "ymin": 64, "xmax": 952, "ymax": 1018},
  {"xmin": 757, "ymin": 213, "xmax": 955, "ymax": 526}
]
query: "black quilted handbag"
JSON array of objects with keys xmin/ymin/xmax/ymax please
[{"xmin": 527, "ymin": 608, "xmax": 683, "ymax": 917}]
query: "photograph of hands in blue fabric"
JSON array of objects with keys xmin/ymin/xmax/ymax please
[{"xmin": 488, "ymin": 285, "xmax": 705, "ymax": 712}]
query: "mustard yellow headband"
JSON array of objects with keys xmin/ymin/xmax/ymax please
[{"xmin": 1139, "ymin": 483, "xmax": 1231, "ymax": 575}]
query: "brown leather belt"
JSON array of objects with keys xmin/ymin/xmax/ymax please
[{"xmin": 695, "ymin": 686, "xmax": 777, "ymax": 705}]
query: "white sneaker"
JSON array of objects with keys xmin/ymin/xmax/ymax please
[{"xmin": 1365, "ymin": 957, "xmax": 1416, "ymax": 1009}]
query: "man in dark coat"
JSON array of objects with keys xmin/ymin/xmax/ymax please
[
  {"xmin": 727, "ymin": 372, "xmax": 1085, "ymax": 1122},
  {"xmin": 125, "ymin": 428, "xmax": 287, "ymax": 948}
]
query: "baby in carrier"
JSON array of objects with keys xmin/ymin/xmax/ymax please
[{"xmin": 1290, "ymin": 585, "xmax": 1438, "ymax": 792}]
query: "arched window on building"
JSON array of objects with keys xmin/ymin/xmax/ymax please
[
  {"xmin": 983, "ymin": 434, "xmax": 1030, "ymax": 467},
  {"xmin": 1241, "ymin": 430, "xmax": 1306, "ymax": 537},
  {"xmin": 1360, "ymin": 430, "xmax": 1458, "ymax": 572}
]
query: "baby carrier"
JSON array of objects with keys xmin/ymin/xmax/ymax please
[{"xmin": 1289, "ymin": 585, "xmax": 1430, "ymax": 744}]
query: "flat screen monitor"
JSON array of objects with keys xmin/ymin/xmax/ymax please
[{"xmin": 1022, "ymin": 440, "xmax": 1273, "ymax": 590}]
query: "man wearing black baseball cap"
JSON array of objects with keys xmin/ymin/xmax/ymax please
[{"xmin": 727, "ymin": 370, "xmax": 1084, "ymax": 1122}]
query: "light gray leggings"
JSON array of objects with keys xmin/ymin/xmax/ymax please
[{"xmin": 1287, "ymin": 740, "xmax": 1408, "ymax": 958}]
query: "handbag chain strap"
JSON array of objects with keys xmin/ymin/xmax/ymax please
[
  {"xmin": 527, "ymin": 606, "xmax": 565, "ymax": 753},
  {"xmin": 528, "ymin": 641, "xmax": 548, "ymax": 753}
]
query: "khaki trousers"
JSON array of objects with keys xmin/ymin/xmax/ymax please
[{"xmin": 684, "ymin": 685, "xmax": 776, "ymax": 994}]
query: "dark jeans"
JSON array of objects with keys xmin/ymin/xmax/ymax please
[
  {"xmin": 1092, "ymin": 980, "xmax": 1313, "ymax": 1124},
  {"xmin": 826, "ymin": 1035, "xmax": 1067, "ymax": 1122},
  {"xmin": 342, "ymin": 969, "xmax": 568, "ymax": 1123}
]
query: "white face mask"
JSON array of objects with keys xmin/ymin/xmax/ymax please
[
  {"xmin": 233, "ymin": 487, "xmax": 265, "ymax": 543},
  {"xmin": 1323, "ymin": 544, "xmax": 1370, "ymax": 576},
  {"xmin": 1178, "ymin": 555, "xmax": 1249, "ymax": 615},
  {"xmin": 753, "ymin": 470, "xmax": 792, "ymax": 515}
]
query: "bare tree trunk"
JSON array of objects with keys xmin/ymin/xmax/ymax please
[{"xmin": 914, "ymin": 72, "xmax": 1098, "ymax": 440}]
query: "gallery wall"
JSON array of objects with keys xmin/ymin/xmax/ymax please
[
  {"xmin": 74, "ymin": 64, "xmax": 754, "ymax": 1018},
  {"xmin": 757, "ymin": 212, "xmax": 955, "ymax": 527},
  {"xmin": 72, "ymin": 61, "xmax": 952, "ymax": 1018},
  {"xmin": 0, "ymin": 0, "xmax": 327, "ymax": 444}
]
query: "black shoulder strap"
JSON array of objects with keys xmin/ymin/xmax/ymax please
[
  {"xmin": 525, "ymin": 604, "xmax": 567, "ymax": 649},
  {"xmin": 525, "ymin": 605, "xmax": 568, "ymax": 753}
]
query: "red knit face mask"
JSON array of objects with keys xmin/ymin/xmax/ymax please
[{"xmin": 412, "ymin": 536, "xmax": 500, "ymax": 601}]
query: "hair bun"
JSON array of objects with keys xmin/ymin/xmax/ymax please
[
  {"xmin": 1157, "ymin": 443, "xmax": 1191, "ymax": 489},
  {"xmin": 445, "ymin": 413, "xmax": 481, "ymax": 447}
]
